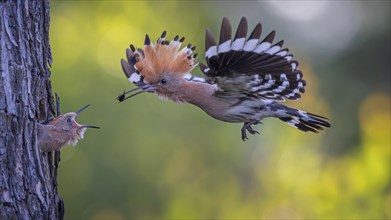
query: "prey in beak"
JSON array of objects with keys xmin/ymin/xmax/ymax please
[{"xmin": 116, "ymin": 83, "xmax": 157, "ymax": 102}]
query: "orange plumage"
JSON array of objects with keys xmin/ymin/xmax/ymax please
[{"xmin": 133, "ymin": 33, "xmax": 197, "ymax": 84}]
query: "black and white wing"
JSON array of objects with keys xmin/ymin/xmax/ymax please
[{"xmin": 199, "ymin": 17, "xmax": 306, "ymax": 101}]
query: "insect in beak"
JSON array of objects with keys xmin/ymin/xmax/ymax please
[{"xmin": 116, "ymin": 84, "xmax": 157, "ymax": 102}]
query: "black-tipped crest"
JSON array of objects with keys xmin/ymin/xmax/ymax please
[
  {"xmin": 119, "ymin": 29, "xmax": 198, "ymax": 104},
  {"xmin": 161, "ymin": 31, "xmax": 167, "ymax": 38},
  {"xmin": 144, "ymin": 35, "xmax": 151, "ymax": 45},
  {"xmin": 130, "ymin": 44, "xmax": 136, "ymax": 52}
]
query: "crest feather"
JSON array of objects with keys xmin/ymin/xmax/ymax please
[{"xmin": 133, "ymin": 32, "xmax": 197, "ymax": 83}]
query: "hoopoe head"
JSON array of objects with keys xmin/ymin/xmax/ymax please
[
  {"xmin": 47, "ymin": 104, "xmax": 100, "ymax": 146},
  {"xmin": 118, "ymin": 32, "xmax": 198, "ymax": 102}
]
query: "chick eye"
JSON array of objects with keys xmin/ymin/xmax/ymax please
[
  {"xmin": 160, "ymin": 78, "xmax": 167, "ymax": 84},
  {"xmin": 66, "ymin": 118, "xmax": 71, "ymax": 123}
]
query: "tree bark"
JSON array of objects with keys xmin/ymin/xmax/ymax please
[{"xmin": 0, "ymin": 0, "xmax": 64, "ymax": 219}]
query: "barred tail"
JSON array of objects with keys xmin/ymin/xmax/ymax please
[{"xmin": 279, "ymin": 107, "xmax": 330, "ymax": 133}]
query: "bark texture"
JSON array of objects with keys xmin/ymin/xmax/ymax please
[{"xmin": 0, "ymin": 0, "xmax": 64, "ymax": 219}]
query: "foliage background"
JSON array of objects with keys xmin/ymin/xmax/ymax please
[{"xmin": 50, "ymin": 1, "xmax": 390, "ymax": 219}]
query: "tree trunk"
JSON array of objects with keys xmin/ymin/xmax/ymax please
[{"xmin": 0, "ymin": 0, "xmax": 64, "ymax": 219}]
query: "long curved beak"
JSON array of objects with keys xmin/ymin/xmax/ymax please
[
  {"xmin": 76, "ymin": 104, "xmax": 91, "ymax": 115},
  {"xmin": 80, "ymin": 125, "xmax": 100, "ymax": 129},
  {"xmin": 117, "ymin": 84, "xmax": 157, "ymax": 102},
  {"xmin": 75, "ymin": 104, "xmax": 100, "ymax": 129}
]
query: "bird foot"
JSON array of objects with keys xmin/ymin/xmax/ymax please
[{"xmin": 241, "ymin": 122, "xmax": 260, "ymax": 141}]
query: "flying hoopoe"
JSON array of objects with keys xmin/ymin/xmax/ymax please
[
  {"xmin": 37, "ymin": 104, "xmax": 100, "ymax": 152},
  {"xmin": 117, "ymin": 17, "xmax": 330, "ymax": 141}
]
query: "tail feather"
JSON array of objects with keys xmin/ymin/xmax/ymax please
[{"xmin": 279, "ymin": 108, "xmax": 330, "ymax": 133}]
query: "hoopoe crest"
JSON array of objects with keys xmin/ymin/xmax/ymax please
[
  {"xmin": 119, "ymin": 33, "xmax": 198, "ymax": 102},
  {"xmin": 118, "ymin": 17, "xmax": 330, "ymax": 140}
]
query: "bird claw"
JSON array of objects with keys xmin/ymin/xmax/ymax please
[
  {"xmin": 241, "ymin": 122, "xmax": 260, "ymax": 141},
  {"xmin": 241, "ymin": 128, "xmax": 248, "ymax": 141},
  {"xmin": 247, "ymin": 125, "xmax": 259, "ymax": 135}
]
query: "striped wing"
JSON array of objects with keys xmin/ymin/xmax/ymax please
[{"xmin": 199, "ymin": 17, "xmax": 306, "ymax": 101}]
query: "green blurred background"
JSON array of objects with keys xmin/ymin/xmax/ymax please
[{"xmin": 50, "ymin": 1, "xmax": 390, "ymax": 219}]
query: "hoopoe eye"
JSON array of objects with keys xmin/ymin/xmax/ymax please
[
  {"xmin": 66, "ymin": 118, "xmax": 71, "ymax": 123},
  {"xmin": 160, "ymin": 78, "xmax": 167, "ymax": 84}
]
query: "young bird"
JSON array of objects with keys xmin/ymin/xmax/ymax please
[
  {"xmin": 38, "ymin": 104, "xmax": 100, "ymax": 152},
  {"xmin": 117, "ymin": 17, "xmax": 330, "ymax": 140}
]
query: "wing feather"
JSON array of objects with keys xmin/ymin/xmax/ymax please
[{"xmin": 200, "ymin": 17, "xmax": 305, "ymax": 101}]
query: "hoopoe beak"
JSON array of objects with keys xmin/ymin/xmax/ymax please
[
  {"xmin": 75, "ymin": 104, "xmax": 100, "ymax": 129},
  {"xmin": 116, "ymin": 84, "xmax": 157, "ymax": 102},
  {"xmin": 76, "ymin": 104, "xmax": 92, "ymax": 115},
  {"xmin": 79, "ymin": 125, "xmax": 100, "ymax": 129}
]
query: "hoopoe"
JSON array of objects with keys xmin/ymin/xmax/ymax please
[
  {"xmin": 37, "ymin": 104, "xmax": 100, "ymax": 152},
  {"xmin": 117, "ymin": 17, "xmax": 330, "ymax": 141}
]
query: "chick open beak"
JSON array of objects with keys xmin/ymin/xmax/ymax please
[
  {"xmin": 80, "ymin": 125, "xmax": 100, "ymax": 129},
  {"xmin": 76, "ymin": 104, "xmax": 92, "ymax": 115},
  {"xmin": 75, "ymin": 104, "xmax": 100, "ymax": 129}
]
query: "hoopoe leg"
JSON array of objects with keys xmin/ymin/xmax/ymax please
[{"xmin": 241, "ymin": 121, "xmax": 260, "ymax": 141}]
